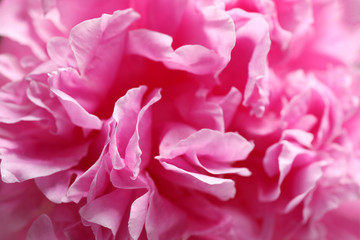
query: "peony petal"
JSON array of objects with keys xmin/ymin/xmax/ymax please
[
  {"xmin": 128, "ymin": 29, "xmax": 223, "ymax": 75},
  {"xmin": 112, "ymin": 86, "xmax": 161, "ymax": 177},
  {"xmin": 35, "ymin": 170, "xmax": 81, "ymax": 203},
  {"xmin": 80, "ymin": 189, "xmax": 131, "ymax": 236},
  {"xmin": 26, "ymin": 215, "xmax": 58, "ymax": 240},
  {"xmin": 145, "ymin": 186, "xmax": 188, "ymax": 240},
  {"xmin": 159, "ymin": 161, "xmax": 236, "ymax": 201},
  {"xmin": 159, "ymin": 126, "xmax": 254, "ymax": 163},
  {"xmin": 1, "ymin": 140, "xmax": 90, "ymax": 183},
  {"xmin": 128, "ymin": 191, "xmax": 150, "ymax": 239},
  {"xmin": 50, "ymin": 88, "xmax": 102, "ymax": 130},
  {"xmin": 0, "ymin": 0, "xmax": 47, "ymax": 59},
  {"xmin": 0, "ymin": 54, "xmax": 25, "ymax": 83},
  {"xmin": 69, "ymin": 9, "xmax": 139, "ymax": 81},
  {"xmin": 47, "ymin": 37, "xmax": 77, "ymax": 68}
]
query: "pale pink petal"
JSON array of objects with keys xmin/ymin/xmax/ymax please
[
  {"xmin": 61, "ymin": 10, "xmax": 140, "ymax": 113},
  {"xmin": 47, "ymin": 37, "xmax": 77, "ymax": 68},
  {"xmin": 0, "ymin": 0, "xmax": 47, "ymax": 60},
  {"xmin": 54, "ymin": 0, "xmax": 132, "ymax": 30},
  {"xmin": 131, "ymin": 0, "xmax": 187, "ymax": 36},
  {"xmin": 208, "ymin": 87, "xmax": 242, "ymax": 129},
  {"xmin": 66, "ymin": 158, "xmax": 102, "ymax": 203},
  {"xmin": 1, "ymin": 140, "xmax": 90, "ymax": 183},
  {"xmin": 69, "ymin": 9, "xmax": 139, "ymax": 80},
  {"xmin": 128, "ymin": 29, "xmax": 223, "ymax": 75},
  {"xmin": 159, "ymin": 161, "xmax": 236, "ymax": 201},
  {"xmin": 158, "ymin": 125, "xmax": 254, "ymax": 163},
  {"xmin": 50, "ymin": 88, "xmax": 102, "ymax": 130},
  {"xmin": 175, "ymin": 89, "xmax": 226, "ymax": 131},
  {"xmin": 112, "ymin": 86, "xmax": 161, "ymax": 177},
  {"xmin": 80, "ymin": 189, "xmax": 130, "ymax": 236},
  {"xmin": 145, "ymin": 186, "xmax": 188, "ymax": 240},
  {"xmin": 35, "ymin": 170, "xmax": 82, "ymax": 203},
  {"xmin": 0, "ymin": 54, "xmax": 25, "ymax": 83},
  {"xmin": 222, "ymin": 9, "xmax": 271, "ymax": 116},
  {"xmin": 128, "ymin": 192, "xmax": 150, "ymax": 239},
  {"xmin": 0, "ymin": 81, "xmax": 45, "ymax": 124}
]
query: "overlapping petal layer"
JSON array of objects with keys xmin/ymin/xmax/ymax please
[{"xmin": 1, "ymin": 0, "xmax": 360, "ymax": 239}]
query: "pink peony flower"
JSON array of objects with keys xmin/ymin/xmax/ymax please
[{"xmin": 1, "ymin": 0, "xmax": 360, "ymax": 239}]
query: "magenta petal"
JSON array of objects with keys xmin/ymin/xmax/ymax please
[{"xmin": 321, "ymin": 200, "xmax": 360, "ymax": 240}]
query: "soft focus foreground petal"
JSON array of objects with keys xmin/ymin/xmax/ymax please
[
  {"xmin": 321, "ymin": 200, "xmax": 360, "ymax": 240},
  {"xmin": 0, "ymin": 81, "xmax": 44, "ymax": 124},
  {"xmin": 277, "ymin": 0, "xmax": 360, "ymax": 70},
  {"xmin": 281, "ymin": 72, "xmax": 345, "ymax": 148},
  {"xmin": 302, "ymin": 149, "xmax": 360, "ymax": 222},
  {"xmin": 0, "ymin": 180, "xmax": 53, "ymax": 240},
  {"xmin": 0, "ymin": 54, "xmax": 25, "ymax": 83},
  {"xmin": 26, "ymin": 214, "xmax": 58, "ymax": 240},
  {"xmin": 260, "ymin": 140, "xmax": 317, "ymax": 203},
  {"xmin": 341, "ymin": 0, "xmax": 360, "ymax": 25},
  {"xmin": 26, "ymin": 202, "xmax": 94, "ymax": 240},
  {"xmin": 0, "ymin": 0, "xmax": 46, "ymax": 59},
  {"xmin": 130, "ymin": 0, "xmax": 187, "ymax": 36},
  {"xmin": 47, "ymin": 37, "xmax": 77, "ymax": 68},
  {"xmin": 54, "ymin": 0, "xmax": 131, "ymax": 30}
]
